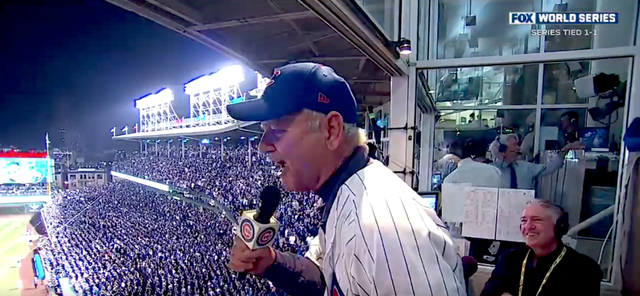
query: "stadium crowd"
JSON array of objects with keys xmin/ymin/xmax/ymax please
[
  {"xmin": 0, "ymin": 183, "xmax": 48, "ymax": 196},
  {"xmin": 42, "ymin": 142, "xmax": 322, "ymax": 296}
]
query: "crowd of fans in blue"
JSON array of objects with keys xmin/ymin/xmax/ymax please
[{"xmin": 41, "ymin": 143, "xmax": 322, "ymax": 296}]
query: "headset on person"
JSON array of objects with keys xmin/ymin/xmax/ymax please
[
  {"xmin": 561, "ymin": 111, "xmax": 579, "ymax": 125},
  {"xmin": 494, "ymin": 134, "xmax": 520, "ymax": 153},
  {"xmin": 519, "ymin": 202, "xmax": 569, "ymax": 241}
]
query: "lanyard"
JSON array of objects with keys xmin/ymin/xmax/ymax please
[{"xmin": 518, "ymin": 247, "xmax": 566, "ymax": 296}]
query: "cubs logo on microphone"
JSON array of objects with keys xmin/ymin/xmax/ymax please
[
  {"xmin": 256, "ymin": 227, "xmax": 276, "ymax": 247},
  {"xmin": 236, "ymin": 209, "xmax": 279, "ymax": 250},
  {"xmin": 240, "ymin": 219, "xmax": 255, "ymax": 242}
]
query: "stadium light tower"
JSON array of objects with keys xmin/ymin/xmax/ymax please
[
  {"xmin": 185, "ymin": 65, "xmax": 245, "ymax": 127},
  {"xmin": 134, "ymin": 88, "xmax": 180, "ymax": 132}
]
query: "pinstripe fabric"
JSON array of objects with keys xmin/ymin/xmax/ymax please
[{"xmin": 307, "ymin": 160, "xmax": 466, "ymax": 296}]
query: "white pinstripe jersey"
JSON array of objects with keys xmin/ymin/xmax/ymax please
[{"xmin": 305, "ymin": 160, "xmax": 466, "ymax": 296}]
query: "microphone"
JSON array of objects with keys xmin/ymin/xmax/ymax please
[
  {"xmin": 461, "ymin": 256, "xmax": 478, "ymax": 279},
  {"xmin": 236, "ymin": 186, "xmax": 282, "ymax": 280}
]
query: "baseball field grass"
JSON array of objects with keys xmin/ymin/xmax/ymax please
[{"xmin": 0, "ymin": 214, "xmax": 31, "ymax": 296}]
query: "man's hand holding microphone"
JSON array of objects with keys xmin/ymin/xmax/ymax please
[{"xmin": 229, "ymin": 186, "xmax": 281, "ymax": 278}]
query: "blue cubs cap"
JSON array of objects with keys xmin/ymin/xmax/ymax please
[{"xmin": 226, "ymin": 62, "xmax": 358, "ymax": 124}]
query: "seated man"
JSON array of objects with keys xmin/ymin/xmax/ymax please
[{"xmin": 481, "ymin": 199, "xmax": 602, "ymax": 296}]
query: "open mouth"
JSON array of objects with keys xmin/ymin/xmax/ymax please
[{"xmin": 277, "ymin": 161, "xmax": 288, "ymax": 175}]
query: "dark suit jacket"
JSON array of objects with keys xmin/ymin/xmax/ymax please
[{"xmin": 480, "ymin": 245, "xmax": 602, "ymax": 296}]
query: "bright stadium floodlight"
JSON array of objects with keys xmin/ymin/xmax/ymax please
[
  {"xmin": 212, "ymin": 65, "xmax": 245, "ymax": 87},
  {"xmin": 185, "ymin": 65, "xmax": 245, "ymax": 96},
  {"xmin": 185, "ymin": 65, "xmax": 245, "ymax": 128},
  {"xmin": 240, "ymin": 136, "xmax": 246, "ymax": 140},
  {"xmin": 134, "ymin": 88, "xmax": 180, "ymax": 133},
  {"xmin": 134, "ymin": 88, "xmax": 174, "ymax": 109},
  {"xmin": 201, "ymin": 139, "xmax": 210, "ymax": 144}
]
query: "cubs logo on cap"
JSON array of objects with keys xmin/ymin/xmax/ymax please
[
  {"xmin": 265, "ymin": 68, "xmax": 281, "ymax": 88},
  {"xmin": 226, "ymin": 62, "xmax": 358, "ymax": 124}
]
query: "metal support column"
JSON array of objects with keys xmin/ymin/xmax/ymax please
[
  {"xmin": 419, "ymin": 113, "xmax": 435, "ymax": 191},
  {"xmin": 388, "ymin": 75, "xmax": 416, "ymax": 186},
  {"xmin": 182, "ymin": 141, "xmax": 185, "ymax": 158},
  {"xmin": 155, "ymin": 142, "xmax": 158, "ymax": 157},
  {"xmin": 167, "ymin": 141, "xmax": 170, "ymax": 157}
]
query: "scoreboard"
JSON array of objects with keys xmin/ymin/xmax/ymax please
[
  {"xmin": 0, "ymin": 158, "xmax": 52, "ymax": 184},
  {"xmin": 0, "ymin": 151, "xmax": 53, "ymax": 185},
  {"xmin": 0, "ymin": 151, "xmax": 53, "ymax": 208}
]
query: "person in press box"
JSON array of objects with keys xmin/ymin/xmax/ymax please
[
  {"xmin": 481, "ymin": 199, "xmax": 602, "ymax": 296},
  {"xmin": 488, "ymin": 133, "xmax": 585, "ymax": 190}
]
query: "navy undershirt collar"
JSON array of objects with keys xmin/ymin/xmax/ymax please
[{"xmin": 316, "ymin": 146, "xmax": 369, "ymax": 232}]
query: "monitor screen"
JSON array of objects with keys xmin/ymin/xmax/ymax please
[
  {"xmin": 431, "ymin": 173, "xmax": 442, "ymax": 189},
  {"xmin": 581, "ymin": 128, "xmax": 609, "ymax": 151},
  {"xmin": 417, "ymin": 191, "xmax": 439, "ymax": 211},
  {"xmin": 0, "ymin": 158, "xmax": 52, "ymax": 185}
]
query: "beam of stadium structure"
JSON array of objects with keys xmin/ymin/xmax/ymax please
[
  {"xmin": 146, "ymin": 0, "xmax": 205, "ymax": 26},
  {"xmin": 111, "ymin": 121, "xmax": 258, "ymax": 140},
  {"xmin": 255, "ymin": 56, "xmax": 365, "ymax": 64},
  {"xmin": 188, "ymin": 11, "xmax": 316, "ymax": 31},
  {"xmin": 266, "ymin": 0, "xmax": 320, "ymax": 56},
  {"xmin": 103, "ymin": 0, "xmax": 270, "ymax": 75}
]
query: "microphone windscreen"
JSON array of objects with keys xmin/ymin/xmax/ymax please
[
  {"xmin": 461, "ymin": 256, "xmax": 478, "ymax": 278},
  {"xmin": 255, "ymin": 186, "xmax": 281, "ymax": 224}
]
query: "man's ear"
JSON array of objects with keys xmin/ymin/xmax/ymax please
[{"xmin": 325, "ymin": 111, "xmax": 344, "ymax": 150}]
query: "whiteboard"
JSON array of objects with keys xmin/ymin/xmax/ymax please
[
  {"xmin": 441, "ymin": 183, "xmax": 471, "ymax": 223},
  {"xmin": 462, "ymin": 187, "xmax": 499, "ymax": 240},
  {"xmin": 496, "ymin": 189, "xmax": 535, "ymax": 242}
]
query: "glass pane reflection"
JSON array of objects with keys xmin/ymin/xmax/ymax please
[
  {"xmin": 426, "ymin": 64, "xmax": 538, "ymax": 107},
  {"xmin": 419, "ymin": 0, "xmax": 638, "ymax": 60},
  {"xmin": 354, "ymin": 0, "xmax": 399, "ymax": 40}
]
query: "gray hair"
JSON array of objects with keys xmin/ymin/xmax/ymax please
[
  {"xmin": 525, "ymin": 199, "xmax": 563, "ymax": 223},
  {"xmin": 488, "ymin": 133, "xmax": 520, "ymax": 161},
  {"xmin": 302, "ymin": 109, "xmax": 367, "ymax": 146}
]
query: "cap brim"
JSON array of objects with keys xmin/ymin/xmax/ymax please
[{"xmin": 226, "ymin": 99, "xmax": 289, "ymax": 122}]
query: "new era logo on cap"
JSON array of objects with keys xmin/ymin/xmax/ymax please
[{"xmin": 318, "ymin": 93, "xmax": 330, "ymax": 104}]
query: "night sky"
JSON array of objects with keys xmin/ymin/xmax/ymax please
[{"xmin": 0, "ymin": 0, "xmax": 243, "ymax": 159}]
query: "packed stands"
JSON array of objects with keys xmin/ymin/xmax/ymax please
[
  {"xmin": 0, "ymin": 183, "xmax": 48, "ymax": 196},
  {"xmin": 42, "ymin": 142, "xmax": 322, "ymax": 295}
]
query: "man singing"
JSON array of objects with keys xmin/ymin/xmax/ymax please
[
  {"xmin": 481, "ymin": 200, "xmax": 602, "ymax": 296},
  {"xmin": 226, "ymin": 62, "xmax": 465, "ymax": 296}
]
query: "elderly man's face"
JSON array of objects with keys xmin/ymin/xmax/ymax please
[
  {"xmin": 258, "ymin": 112, "xmax": 328, "ymax": 192},
  {"xmin": 502, "ymin": 137, "xmax": 521, "ymax": 162},
  {"xmin": 520, "ymin": 204, "xmax": 557, "ymax": 249}
]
